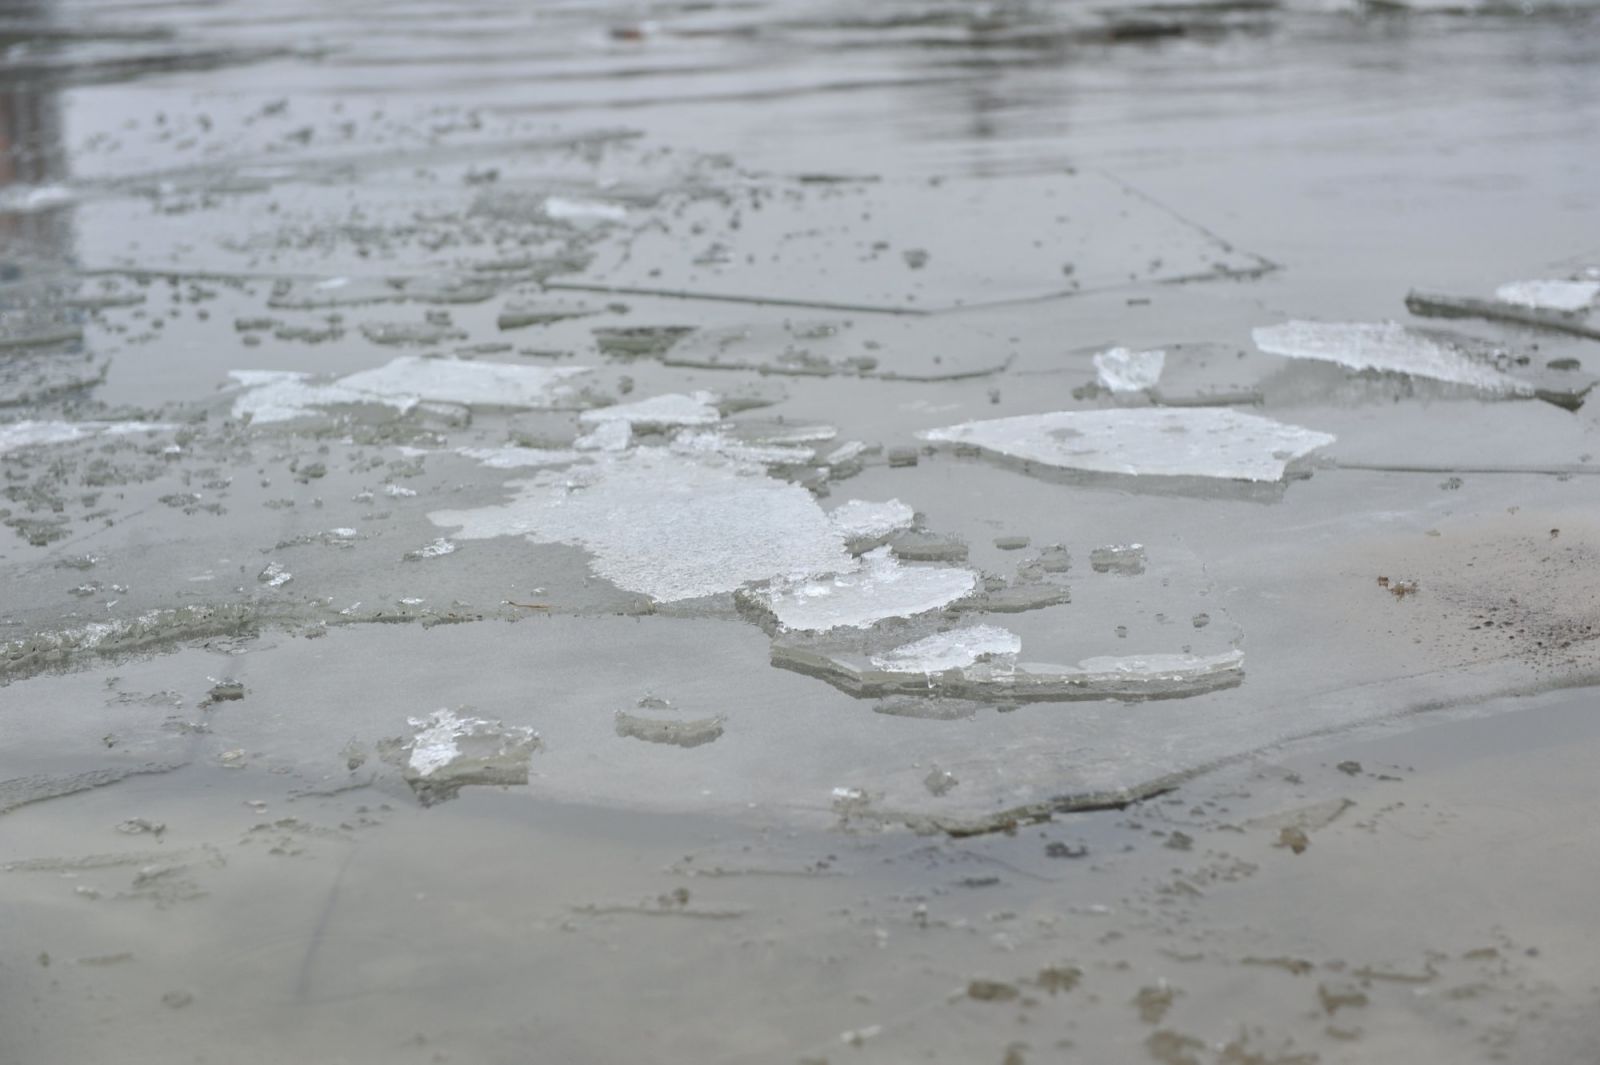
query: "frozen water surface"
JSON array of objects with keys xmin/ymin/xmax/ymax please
[
  {"xmin": 919, "ymin": 408, "xmax": 1336, "ymax": 482},
  {"xmin": 1252, "ymin": 320, "xmax": 1535, "ymax": 394}
]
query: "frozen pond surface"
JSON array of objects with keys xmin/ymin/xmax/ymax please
[{"xmin": 3, "ymin": 0, "xmax": 1600, "ymax": 1061}]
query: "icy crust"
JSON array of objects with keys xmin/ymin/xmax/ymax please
[
  {"xmin": 229, "ymin": 357, "xmax": 591, "ymax": 423},
  {"xmin": 774, "ymin": 637, "xmax": 1245, "ymax": 702},
  {"xmin": 743, "ymin": 547, "xmax": 978, "ymax": 632},
  {"xmin": 431, "ymin": 448, "xmax": 853, "ymax": 603},
  {"xmin": 1094, "ymin": 347, "xmax": 1166, "ymax": 392},
  {"xmin": 919, "ymin": 408, "xmax": 1335, "ymax": 483},
  {"xmin": 0, "ymin": 420, "xmax": 174, "ymax": 456},
  {"xmin": 1251, "ymin": 320, "xmax": 1533, "ymax": 394},
  {"xmin": 869, "ymin": 625, "xmax": 1022, "ymax": 673},
  {"xmin": 1494, "ymin": 280, "xmax": 1600, "ymax": 312}
]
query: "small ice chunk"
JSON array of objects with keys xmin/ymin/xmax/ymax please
[
  {"xmin": 431, "ymin": 449, "xmax": 852, "ymax": 603},
  {"xmin": 829, "ymin": 499, "xmax": 915, "ymax": 547},
  {"xmin": 398, "ymin": 708, "xmax": 540, "ymax": 802},
  {"xmin": 750, "ymin": 547, "xmax": 977, "ymax": 632},
  {"xmin": 257, "ymin": 561, "xmax": 292, "ymax": 587},
  {"xmin": 1094, "ymin": 347, "xmax": 1166, "ymax": 392},
  {"xmin": 544, "ymin": 196, "xmax": 627, "ymax": 224},
  {"xmin": 229, "ymin": 370, "xmax": 416, "ymax": 424},
  {"xmin": 456, "ymin": 446, "xmax": 584, "ymax": 469},
  {"xmin": 1493, "ymin": 280, "xmax": 1600, "ymax": 313},
  {"xmin": 573, "ymin": 419, "xmax": 632, "ymax": 452},
  {"xmin": 403, "ymin": 538, "xmax": 456, "ymax": 561},
  {"xmin": 870, "ymin": 625, "xmax": 1021, "ymax": 674},
  {"xmin": 1252, "ymin": 320, "xmax": 1532, "ymax": 394},
  {"xmin": 920, "ymin": 408, "xmax": 1334, "ymax": 483},
  {"xmin": 579, "ymin": 391, "xmax": 720, "ymax": 432},
  {"xmin": 670, "ymin": 430, "xmax": 815, "ymax": 466},
  {"xmin": 1090, "ymin": 544, "xmax": 1146, "ymax": 575}
]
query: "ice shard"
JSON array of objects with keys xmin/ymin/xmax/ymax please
[
  {"xmin": 1094, "ymin": 347, "xmax": 1166, "ymax": 392},
  {"xmin": 230, "ymin": 358, "xmax": 591, "ymax": 423},
  {"xmin": 743, "ymin": 547, "xmax": 978, "ymax": 632},
  {"xmin": 1252, "ymin": 320, "xmax": 1533, "ymax": 395}
]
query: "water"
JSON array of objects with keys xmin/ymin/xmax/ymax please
[{"xmin": 3, "ymin": 0, "xmax": 1600, "ymax": 1061}]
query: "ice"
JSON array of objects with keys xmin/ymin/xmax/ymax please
[
  {"xmin": 670, "ymin": 430, "xmax": 816, "ymax": 466},
  {"xmin": 403, "ymin": 538, "xmax": 456, "ymax": 561},
  {"xmin": 544, "ymin": 196, "xmax": 628, "ymax": 224},
  {"xmin": 432, "ymin": 448, "xmax": 852, "ymax": 603},
  {"xmin": 456, "ymin": 446, "xmax": 585, "ymax": 469},
  {"xmin": 919, "ymin": 408, "xmax": 1336, "ymax": 483},
  {"xmin": 1094, "ymin": 347, "xmax": 1166, "ymax": 392},
  {"xmin": 660, "ymin": 318, "xmax": 1014, "ymax": 380},
  {"xmin": 1493, "ymin": 280, "xmax": 1600, "ymax": 312},
  {"xmin": 0, "ymin": 421, "xmax": 172, "ymax": 456},
  {"xmin": 870, "ymin": 625, "xmax": 1021, "ymax": 673},
  {"xmin": 396, "ymin": 708, "xmax": 541, "ymax": 802},
  {"xmin": 746, "ymin": 547, "xmax": 978, "ymax": 632},
  {"xmin": 1252, "ymin": 320, "xmax": 1533, "ymax": 394},
  {"xmin": 829, "ymin": 499, "xmax": 916, "ymax": 549},
  {"xmin": 230, "ymin": 358, "xmax": 591, "ymax": 423},
  {"xmin": 1091, "ymin": 544, "xmax": 1147, "ymax": 576},
  {"xmin": 573, "ymin": 419, "xmax": 633, "ymax": 452},
  {"xmin": 578, "ymin": 391, "xmax": 721, "ymax": 431}
]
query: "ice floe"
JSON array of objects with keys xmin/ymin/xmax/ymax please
[
  {"xmin": 1252, "ymin": 320, "xmax": 1533, "ymax": 394},
  {"xmin": 230, "ymin": 357, "xmax": 591, "ymax": 423},
  {"xmin": 919, "ymin": 408, "xmax": 1335, "ymax": 483},
  {"xmin": 869, "ymin": 625, "xmax": 1022, "ymax": 674},
  {"xmin": 0, "ymin": 420, "xmax": 174, "ymax": 456},
  {"xmin": 392, "ymin": 708, "xmax": 541, "ymax": 803},
  {"xmin": 829, "ymin": 499, "xmax": 916, "ymax": 550},
  {"xmin": 1094, "ymin": 347, "xmax": 1166, "ymax": 392},
  {"xmin": 745, "ymin": 547, "xmax": 978, "ymax": 632},
  {"xmin": 578, "ymin": 390, "xmax": 721, "ymax": 431}
]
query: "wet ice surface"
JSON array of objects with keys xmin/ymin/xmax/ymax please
[{"xmin": 5, "ymin": 0, "xmax": 1600, "ymax": 1060}]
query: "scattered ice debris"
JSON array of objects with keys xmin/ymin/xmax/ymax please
[
  {"xmin": 920, "ymin": 408, "xmax": 1335, "ymax": 483},
  {"xmin": 385, "ymin": 483, "xmax": 419, "ymax": 498},
  {"xmin": 1094, "ymin": 347, "xmax": 1166, "ymax": 392},
  {"xmin": 0, "ymin": 420, "xmax": 173, "ymax": 456},
  {"xmin": 388, "ymin": 708, "xmax": 541, "ymax": 804},
  {"xmin": 573, "ymin": 419, "xmax": 633, "ymax": 452},
  {"xmin": 577, "ymin": 391, "xmax": 720, "ymax": 431},
  {"xmin": 829, "ymin": 499, "xmax": 916, "ymax": 552},
  {"xmin": 434, "ymin": 448, "xmax": 851, "ymax": 603},
  {"xmin": 1251, "ymin": 321, "xmax": 1533, "ymax": 394},
  {"xmin": 256, "ymin": 562, "xmax": 293, "ymax": 587},
  {"xmin": 497, "ymin": 298, "xmax": 600, "ymax": 331},
  {"xmin": 360, "ymin": 320, "xmax": 469, "ymax": 346},
  {"xmin": 869, "ymin": 625, "xmax": 1022, "ymax": 674},
  {"xmin": 1493, "ymin": 279, "xmax": 1600, "ymax": 312},
  {"xmin": 744, "ymin": 547, "xmax": 977, "ymax": 632},
  {"xmin": 1090, "ymin": 544, "xmax": 1147, "ymax": 576},
  {"xmin": 403, "ymin": 538, "xmax": 456, "ymax": 561},
  {"xmin": 775, "ymin": 638, "xmax": 1244, "ymax": 701},
  {"xmin": 230, "ymin": 358, "xmax": 591, "ymax": 423}
]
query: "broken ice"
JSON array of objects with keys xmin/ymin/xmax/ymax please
[
  {"xmin": 829, "ymin": 499, "xmax": 916, "ymax": 552},
  {"xmin": 745, "ymin": 547, "xmax": 977, "ymax": 632},
  {"xmin": 919, "ymin": 408, "xmax": 1335, "ymax": 483},
  {"xmin": 395, "ymin": 708, "xmax": 541, "ymax": 803},
  {"xmin": 577, "ymin": 391, "xmax": 721, "ymax": 432},
  {"xmin": 1094, "ymin": 347, "xmax": 1166, "ymax": 393},
  {"xmin": 869, "ymin": 625, "xmax": 1021, "ymax": 674},
  {"xmin": 1252, "ymin": 320, "xmax": 1533, "ymax": 395}
]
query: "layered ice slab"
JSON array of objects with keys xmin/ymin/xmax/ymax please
[
  {"xmin": 919, "ymin": 408, "xmax": 1335, "ymax": 483},
  {"xmin": 1252, "ymin": 321, "xmax": 1534, "ymax": 395},
  {"xmin": 1495, "ymin": 279, "xmax": 1600, "ymax": 312},
  {"xmin": 430, "ymin": 448, "xmax": 853, "ymax": 603},
  {"xmin": 229, "ymin": 357, "xmax": 592, "ymax": 423},
  {"xmin": 772, "ymin": 620, "xmax": 1244, "ymax": 701},
  {"xmin": 741, "ymin": 547, "xmax": 979, "ymax": 632},
  {"xmin": 387, "ymin": 708, "xmax": 541, "ymax": 804}
]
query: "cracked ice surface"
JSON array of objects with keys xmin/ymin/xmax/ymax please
[
  {"xmin": 429, "ymin": 448, "xmax": 853, "ymax": 603},
  {"xmin": 1251, "ymin": 320, "xmax": 1533, "ymax": 394},
  {"xmin": 1493, "ymin": 279, "xmax": 1600, "ymax": 312},
  {"xmin": 578, "ymin": 391, "xmax": 721, "ymax": 431},
  {"xmin": 231, "ymin": 358, "xmax": 591, "ymax": 423},
  {"xmin": 919, "ymin": 408, "xmax": 1336, "ymax": 483},
  {"xmin": 749, "ymin": 547, "xmax": 978, "ymax": 632}
]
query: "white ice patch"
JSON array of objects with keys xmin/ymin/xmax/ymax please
[
  {"xmin": 1493, "ymin": 279, "xmax": 1600, "ymax": 312},
  {"xmin": 829, "ymin": 499, "xmax": 916, "ymax": 543},
  {"xmin": 230, "ymin": 358, "xmax": 590, "ymax": 424},
  {"xmin": 752, "ymin": 547, "xmax": 977, "ymax": 632},
  {"xmin": 431, "ymin": 448, "xmax": 852, "ymax": 603},
  {"xmin": 670, "ymin": 430, "xmax": 816, "ymax": 466},
  {"xmin": 920, "ymin": 408, "xmax": 1335, "ymax": 483},
  {"xmin": 0, "ymin": 420, "xmax": 173, "ymax": 456},
  {"xmin": 543, "ymin": 196, "xmax": 628, "ymax": 224},
  {"xmin": 578, "ymin": 391, "xmax": 720, "ymax": 431},
  {"xmin": 1252, "ymin": 320, "xmax": 1533, "ymax": 394},
  {"xmin": 406, "ymin": 708, "xmax": 539, "ymax": 778},
  {"xmin": 0, "ymin": 183, "xmax": 75, "ymax": 213},
  {"xmin": 871, "ymin": 625, "xmax": 1021, "ymax": 673},
  {"xmin": 1016, "ymin": 650, "xmax": 1244, "ymax": 684},
  {"xmin": 1094, "ymin": 347, "xmax": 1166, "ymax": 392},
  {"xmin": 456, "ymin": 446, "xmax": 585, "ymax": 469},
  {"xmin": 573, "ymin": 419, "xmax": 633, "ymax": 452}
]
